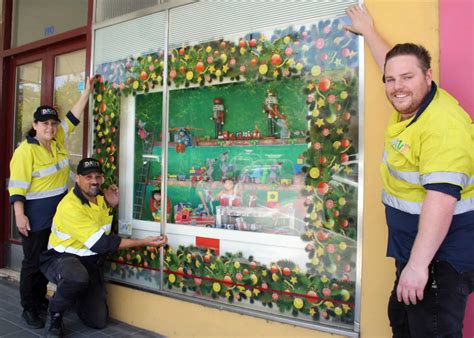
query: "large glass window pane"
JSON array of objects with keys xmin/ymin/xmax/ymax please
[
  {"xmin": 11, "ymin": 60, "xmax": 42, "ymax": 239},
  {"xmin": 54, "ymin": 49, "xmax": 86, "ymax": 181},
  {"xmin": 11, "ymin": 0, "xmax": 87, "ymax": 48},
  {"xmin": 93, "ymin": 1, "xmax": 361, "ymax": 334}
]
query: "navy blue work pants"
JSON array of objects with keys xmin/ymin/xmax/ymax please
[
  {"xmin": 20, "ymin": 227, "xmax": 50, "ymax": 311},
  {"xmin": 40, "ymin": 254, "xmax": 108, "ymax": 329},
  {"xmin": 389, "ymin": 261, "xmax": 474, "ymax": 338}
]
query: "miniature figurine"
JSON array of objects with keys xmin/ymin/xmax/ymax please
[
  {"xmin": 248, "ymin": 192, "xmax": 257, "ymax": 207},
  {"xmin": 137, "ymin": 119, "xmax": 148, "ymax": 141},
  {"xmin": 150, "ymin": 188, "xmax": 171, "ymax": 222},
  {"xmin": 268, "ymin": 161, "xmax": 282, "ymax": 184},
  {"xmin": 262, "ymin": 88, "xmax": 281, "ymax": 137},
  {"xmin": 205, "ymin": 158, "xmax": 216, "ymax": 181},
  {"xmin": 216, "ymin": 178, "xmax": 242, "ymax": 207},
  {"xmin": 211, "ymin": 97, "xmax": 225, "ymax": 139},
  {"xmin": 219, "ymin": 151, "xmax": 234, "ymax": 181},
  {"xmin": 275, "ymin": 114, "xmax": 290, "ymax": 139},
  {"xmin": 175, "ymin": 127, "xmax": 192, "ymax": 153}
]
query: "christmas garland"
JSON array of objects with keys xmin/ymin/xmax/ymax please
[{"xmin": 95, "ymin": 17, "xmax": 359, "ymax": 325}]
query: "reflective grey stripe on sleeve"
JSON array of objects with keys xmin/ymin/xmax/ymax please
[
  {"xmin": 51, "ymin": 224, "xmax": 71, "ymax": 241},
  {"xmin": 8, "ymin": 180, "xmax": 31, "ymax": 189},
  {"xmin": 382, "ymin": 190, "xmax": 422, "ymax": 214},
  {"xmin": 26, "ymin": 185, "xmax": 67, "ymax": 200},
  {"xmin": 32, "ymin": 159, "xmax": 69, "ymax": 178},
  {"xmin": 420, "ymin": 172, "xmax": 469, "ymax": 187},
  {"xmin": 61, "ymin": 119, "xmax": 69, "ymax": 134},
  {"xmin": 454, "ymin": 197, "xmax": 474, "ymax": 214},
  {"xmin": 48, "ymin": 244, "xmax": 96, "ymax": 256},
  {"xmin": 382, "ymin": 190, "xmax": 474, "ymax": 215},
  {"xmin": 103, "ymin": 223, "xmax": 112, "ymax": 233},
  {"xmin": 84, "ymin": 229, "xmax": 105, "ymax": 249},
  {"xmin": 83, "ymin": 223, "xmax": 112, "ymax": 248}
]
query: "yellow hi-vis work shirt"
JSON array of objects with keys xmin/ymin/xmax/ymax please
[
  {"xmin": 48, "ymin": 186, "xmax": 115, "ymax": 256},
  {"xmin": 381, "ymin": 87, "xmax": 474, "ymax": 215},
  {"xmin": 8, "ymin": 113, "xmax": 78, "ymax": 202}
]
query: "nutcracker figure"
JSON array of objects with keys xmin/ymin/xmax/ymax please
[
  {"xmin": 262, "ymin": 89, "xmax": 281, "ymax": 137},
  {"xmin": 211, "ymin": 97, "xmax": 225, "ymax": 139}
]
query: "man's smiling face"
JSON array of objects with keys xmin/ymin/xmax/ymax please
[{"xmin": 384, "ymin": 54, "xmax": 432, "ymax": 120}]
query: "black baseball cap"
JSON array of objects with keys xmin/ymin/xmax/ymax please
[
  {"xmin": 34, "ymin": 105, "xmax": 60, "ymax": 122},
  {"xmin": 77, "ymin": 158, "xmax": 103, "ymax": 176}
]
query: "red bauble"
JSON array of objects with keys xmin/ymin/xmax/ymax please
[
  {"xmin": 319, "ymin": 78, "xmax": 331, "ymax": 91},
  {"xmin": 195, "ymin": 61, "xmax": 205, "ymax": 72},
  {"xmin": 249, "ymin": 38, "xmax": 257, "ymax": 47},
  {"xmin": 317, "ymin": 182, "xmax": 330, "ymax": 195},
  {"xmin": 270, "ymin": 53, "xmax": 282, "ymax": 66},
  {"xmin": 322, "ymin": 287, "xmax": 331, "ymax": 298},
  {"xmin": 327, "ymin": 94, "xmax": 336, "ymax": 104},
  {"xmin": 315, "ymin": 38, "xmax": 325, "ymax": 49},
  {"xmin": 307, "ymin": 290, "xmax": 318, "ymax": 303},
  {"xmin": 282, "ymin": 267, "xmax": 291, "ymax": 276},
  {"xmin": 140, "ymin": 71, "xmax": 148, "ymax": 81}
]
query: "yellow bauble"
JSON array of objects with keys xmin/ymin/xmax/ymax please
[
  {"xmin": 212, "ymin": 282, "xmax": 221, "ymax": 293},
  {"xmin": 326, "ymin": 114, "xmax": 337, "ymax": 124},
  {"xmin": 293, "ymin": 298, "xmax": 304, "ymax": 309},
  {"xmin": 186, "ymin": 71, "xmax": 194, "ymax": 81},
  {"xmin": 258, "ymin": 64, "xmax": 268, "ymax": 75},
  {"xmin": 168, "ymin": 274, "xmax": 176, "ymax": 283},
  {"xmin": 311, "ymin": 65, "xmax": 321, "ymax": 76},
  {"xmin": 340, "ymin": 289, "xmax": 351, "ymax": 301},
  {"xmin": 309, "ymin": 167, "xmax": 320, "ymax": 179},
  {"xmin": 338, "ymin": 197, "xmax": 347, "ymax": 206},
  {"xmin": 339, "ymin": 242, "xmax": 347, "ymax": 251}
]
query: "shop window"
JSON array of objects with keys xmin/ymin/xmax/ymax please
[
  {"xmin": 93, "ymin": 1, "xmax": 360, "ymax": 334},
  {"xmin": 11, "ymin": 0, "xmax": 87, "ymax": 48}
]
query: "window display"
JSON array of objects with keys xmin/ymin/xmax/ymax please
[{"xmin": 92, "ymin": 1, "xmax": 360, "ymax": 334}]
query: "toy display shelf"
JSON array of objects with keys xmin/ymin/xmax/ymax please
[
  {"xmin": 158, "ymin": 137, "xmax": 306, "ymax": 148},
  {"xmin": 164, "ymin": 179, "xmax": 303, "ymax": 191}
]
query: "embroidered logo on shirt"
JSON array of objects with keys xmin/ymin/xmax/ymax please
[{"xmin": 392, "ymin": 139, "xmax": 410, "ymax": 154}]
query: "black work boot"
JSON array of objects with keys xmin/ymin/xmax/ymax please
[
  {"xmin": 22, "ymin": 308, "xmax": 44, "ymax": 329},
  {"xmin": 45, "ymin": 312, "xmax": 63, "ymax": 338}
]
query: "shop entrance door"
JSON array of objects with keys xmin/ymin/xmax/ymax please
[{"xmin": 5, "ymin": 42, "xmax": 86, "ymax": 269}]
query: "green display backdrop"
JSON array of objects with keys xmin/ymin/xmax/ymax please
[{"xmin": 136, "ymin": 78, "xmax": 308, "ymax": 139}]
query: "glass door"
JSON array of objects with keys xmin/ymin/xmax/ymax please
[
  {"xmin": 10, "ymin": 60, "xmax": 43, "ymax": 240},
  {"xmin": 8, "ymin": 47, "xmax": 86, "ymax": 244}
]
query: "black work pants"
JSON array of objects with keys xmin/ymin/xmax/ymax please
[
  {"xmin": 40, "ymin": 254, "xmax": 108, "ymax": 329},
  {"xmin": 389, "ymin": 261, "xmax": 474, "ymax": 338},
  {"xmin": 20, "ymin": 228, "xmax": 50, "ymax": 311}
]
